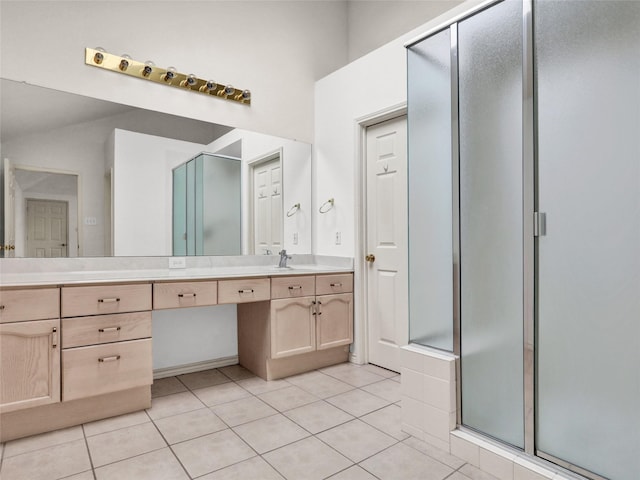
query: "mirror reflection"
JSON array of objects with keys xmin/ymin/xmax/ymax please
[{"xmin": 0, "ymin": 79, "xmax": 312, "ymax": 258}]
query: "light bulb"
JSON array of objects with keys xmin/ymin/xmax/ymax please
[
  {"xmin": 119, "ymin": 54, "xmax": 131, "ymax": 71},
  {"xmin": 142, "ymin": 60, "xmax": 155, "ymax": 77},
  {"xmin": 93, "ymin": 47, "xmax": 106, "ymax": 64},
  {"xmin": 182, "ymin": 74, "xmax": 197, "ymax": 87},
  {"xmin": 163, "ymin": 66, "xmax": 177, "ymax": 82},
  {"xmin": 234, "ymin": 89, "xmax": 251, "ymax": 101},
  {"xmin": 200, "ymin": 80, "xmax": 217, "ymax": 93}
]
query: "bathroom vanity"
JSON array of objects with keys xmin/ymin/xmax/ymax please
[{"xmin": 0, "ymin": 257, "xmax": 353, "ymax": 442}]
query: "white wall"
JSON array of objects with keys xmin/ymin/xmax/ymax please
[
  {"xmin": 0, "ymin": 1, "xmax": 349, "ymax": 144},
  {"xmin": 207, "ymin": 129, "xmax": 312, "ymax": 255},
  {"xmin": 346, "ymin": 0, "xmax": 464, "ymax": 62},
  {"xmin": 314, "ymin": 0, "xmax": 481, "ymax": 258},
  {"xmin": 111, "ymin": 129, "xmax": 204, "ymax": 256}
]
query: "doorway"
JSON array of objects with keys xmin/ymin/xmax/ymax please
[
  {"xmin": 26, "ymin": 199, "xmax": 68, "ymax": 257},
  {"xmin": 250, "ymin": 152, "xmax": 282, "ymax": 255},
  {"xmin": 364, "ymin": 115, "xmax": 408, "ymax": 373}
]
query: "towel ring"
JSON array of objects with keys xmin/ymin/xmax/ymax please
[
  {"xmin": 319, "ymin": 198, "xmax": 334, "ymax": 214},
  {"xmin": 286, "ymin": 203, "xmax": 300, "ymax": 217}
]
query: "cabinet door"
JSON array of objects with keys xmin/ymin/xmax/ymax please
[
  {"xmin": 270, "ymin": 297, "xmax": 315, "ymax": 358},
  {"xmin": 316, "ymin": 293, "xmax": 353, "ymax": 350},
  {"xmin": 0, "ymin": 319, "xmax": 60, "ymax": 413}
]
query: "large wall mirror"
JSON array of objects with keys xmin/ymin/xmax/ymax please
[{"xmin": 0, "ymin": 79, "xmax": 312, "ymax": 258}]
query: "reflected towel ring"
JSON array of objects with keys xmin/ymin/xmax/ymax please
[
  {"xmin": 319, "ymin": 198, "xmax": 334, "ymax": 214},
  {"xmin": 286, "ymin": 203, "xmax": 300, "ymax": 217}
]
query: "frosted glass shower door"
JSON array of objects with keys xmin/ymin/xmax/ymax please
[
  {"xmin": 536, "ymin": 1, "xmax": 640, "ymax": 478},
  {"xmin": 459, "ymin": 0, "xmax": 524, "ymax": 448}
]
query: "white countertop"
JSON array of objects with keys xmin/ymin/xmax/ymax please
[{"xmin": 0, "ymin": 255, "xmax": 353, "ymax": 287}]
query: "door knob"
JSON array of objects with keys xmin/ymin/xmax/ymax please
[
  {"xmin": 365, "ymin": 254, "xmax": 375, "ymax": 263},
  {"xmin": 60, "ymin": 243, "xmax": 67, "ymax": 247}
]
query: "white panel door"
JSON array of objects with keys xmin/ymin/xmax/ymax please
[
  {"xmin": 27, "ymin": 199, "xmax": 68, "ymax": 258},
  {"xmin": 253, "ymin": 157, "xmax": 282, "ymax": 254},
  {"xmin": 366, "ymin": 116, "xmax": 408, "ymax": 372}
]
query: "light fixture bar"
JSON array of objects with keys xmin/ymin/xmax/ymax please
[{"xmin": 84, "ymin": 48, "xmax": 251, "ymax": 106}]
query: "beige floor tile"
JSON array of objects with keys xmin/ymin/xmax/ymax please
[
  {"xmin": 3, "ymin": 426, "xmax": 84, "ymax": 457},
  {"xmin": 151, "ymin": 376, "xmax": 188, "ymax": 397},
  {"xmin": 61, "ymin": 471, "xmax": 95, "ymax": 480},
  {"xmin": 361, "ymin": 364, "xmax": 400, "ymax": 379},
  {"xmin": 154, "ymin": 407, "xmax": 227, "ymax": 444},
  {"xmin": 328, "ymin": 465, "xmax": 379, "ymax": 480},
  {"xmin": 258, "ymin": 385, "xmax": 319, "ymax": 412},
  {"xmin": 322, "ymin": 366, "xmax": 386, "ymax": 387},
  {"xmin": 0, "ymin": 439, "xmax": 91, "ymax": 480},
  {"xmin": 192, "ymin": 382, "xmax": 251, "ymax": 407},
  {"xmin": 84, "ymin": 410, "xmax": 150, "ymax": 437},
  {"xmin": 360, "ymin": 442, "xmax": 454, "ymax": 480},
  {"xmin": 94, "ymin": 447, "xmax": 188, "ymax": 480},
  {"xmin": 445, "ymin": 473, "xmax": 474, "ymax": 480},
  {"xmin": 198, "ymin": 456, "xmax": 285, "ymax": 480},
  {"xmin": 146, "ymin": 391, "xmax": 204, "ymax": 420},
  {"xmin": 177, "ymin": 368, "xmax": 230, "ymax": 390},
  {"xmin": 233, "ymin": 413, "xmax": 310, "ymax": 454},
  {"xmin": 263, "ymin": 436, "xmax": 353, "ymax": 480},
  {"xmin": 361, "ymin": 404, "xmax": 410, "ymax": 441},
  {"xmin": 361, "ymin": 378, "xmax": 403, "ymax": 403},
  {"xmin": 326, "ymin": 388, "xmax": 391, "ymax": 417},
  {"xmin": 219, "ymin": 364, "xmax": 255, "ymax": 381},
  {"xmin": 286, "ymin": 371, "xmax": 354, "ymax": 398},
  {"xmin": 459, "ymin": 464, "xmax": 501, "ymax": 480},
  {"xmin": 284, "ymin": 400, "xmax": 354, "ymax": 434},
  {"xmin": 86, "ymin": 422, "xmax": 166, "ymax": 467},
  {"xmin": 172, "ymin": 429, "xmax": 255, "ymax": 478},
  {"xmin": 211, "ymin": 396, "xmax": 278, "ymax": 427},
  {"xmin": 403, "ymin": 435, "xmax": 466, "ymax": 469},
  {"xmin": 317, "ymin": 419, "xmax": 396, "ymax": 463},
  {"xmin": 236, "ymin": 376, "xmax": 290, "ymax": 395}
]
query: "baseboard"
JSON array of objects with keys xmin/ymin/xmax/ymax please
[{"xmin": 153, "ymin": 356, "xmax": 239, "ymax": 379}]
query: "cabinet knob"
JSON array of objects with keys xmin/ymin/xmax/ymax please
[{"xmin": 365, "ymin": 254, "xmax": 375, "ymax": 263}]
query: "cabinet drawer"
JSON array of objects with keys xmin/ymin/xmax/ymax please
[
  {"xmin": 315, "ymin": 274, "xmax": 353, "ymax": 295},
  {"xmin": 218, "ymin": 278, "xmax": 270, "ymax": 304},
  {"xmin": 62, "ymin": 312, "xmax": 152, "ymax": 348},
  {"xmin": 62, "ymin": 338, "xmax": 152, "ymax": 401},
  {"xmin": 0, "ymin": 288, "xmax": 60, "ymax": 323},
  {"xmin": 153, "ymin": 281, "xmax": 217, "ymax": 309},
  {"xmin": 61, "ymin": 284, "xmax": 151, "ymax": 317},
  {"xmin": 271, "ymin": 276, "xmax": 315, "ymax": 299}
]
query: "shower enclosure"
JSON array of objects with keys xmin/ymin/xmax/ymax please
[
  {"xmin": 172, "ymin": 153, "xmax": 241, "ymax": 256},
  {"xmin": 407, "ymin": 1, "xmax": 640, "ymax": 478}
]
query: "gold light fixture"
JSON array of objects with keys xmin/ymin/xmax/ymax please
[{"xmin": 85, "ymin": 48, "xmax": 251, "ymax": 106}]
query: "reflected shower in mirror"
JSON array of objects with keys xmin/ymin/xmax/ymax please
[{"xmin": 0, "ymin": 79, "xmax": 312, "ymax": 258}]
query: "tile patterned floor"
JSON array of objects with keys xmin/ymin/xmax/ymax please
[{"xmin": 0, "ymin": 362, "xmax": 495, "ymax": 480}]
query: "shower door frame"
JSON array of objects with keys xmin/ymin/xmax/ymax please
[{"xmin": 408, "ymin": 1, "xmax": 621, "ymax": 479}]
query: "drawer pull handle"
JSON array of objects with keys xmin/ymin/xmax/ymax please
[
  {"xmin": 52, "ymin": 327, "xmax": 58, "ymax": 348},
  {"xmin": 311, "ymin": 300, "xmax": 317, "ymax": 315},
  {"xmin": 330, "ymin": 283, "xmax": 342, "ymax": 287},
  {"xmin": 0, "ymin": 305, "xmax": 5, "ymax": 310},
  {"xmin": 178, "ymin": 293, "xmax": 196, "ymax": 298},
  {"xmin": 98, "ymin": 326, "xmax": 121, "ymax": 333},
  {"xmin": 238, "ymin": 289, "xmax": 254, "ymax": 294},
  {"xmin": 288, "ymin": 285, "xmax": 302, "ymax": 290},
  {"xmin": 317, "ymin": 300, "xmax": 322, "ymax": 316},
  {"xmin": 98, "ymin": 355, "xmax": 121, "ymax": 363},
  {"xmin": 98, "ymin": 298, "xmax": 120, "ymax": 303}
]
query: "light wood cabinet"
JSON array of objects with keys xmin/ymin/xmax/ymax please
[
  {"xmin": 218, "ymin": 278, "xmax": 270, "ymax": 304},
  {"xmin": 316, "ymin": 293, "xmax": 353, "ymax": 350},
  {"xmin": 238, "ymin": 273, "xmax": 353, "ymax": 380},
  {"xmin": 61, "ymin": 283, "xmax": 153, "ymax": 402},
  {"xmin": 0, "ymin": 287, "xmax": 60, "ymax": 323},
  {"xmin": 270, "ymin": 297, "xmax": 316, "ymax": 358},
  {"xmin": 153, "ymin": 281, "xmax": 217, "ymax": 309},
  {"xmin": 0, "ymin": 318, "xmax": 60, "ymax": 413}
]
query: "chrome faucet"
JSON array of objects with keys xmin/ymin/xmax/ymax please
[{"xmin": 278, "ymin": 249, "xmax": 292, "ymax": 268}]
